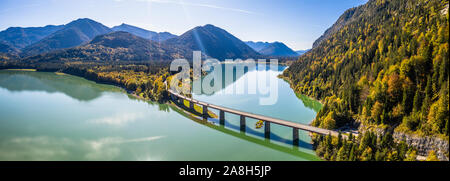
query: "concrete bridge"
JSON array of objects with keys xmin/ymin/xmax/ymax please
[{"xmin": 168, "ymin": 89, "xmax": 345, "ymax": 146}]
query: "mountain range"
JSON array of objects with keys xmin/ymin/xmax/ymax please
[
  {"xmin": 24, "ymin": 31, "xmax": 186, "ymax": 62},
  {"xmin": 245, "ymin": 41, "xmax": 299, "ymax": 57},
  {"xmin": 0, "ymin": 18, "xmax": 297, "ymax": 62}
]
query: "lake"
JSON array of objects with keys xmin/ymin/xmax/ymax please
[{"xmin": 0, "ymin": 65, "xmax": 322, "ymax": 161}]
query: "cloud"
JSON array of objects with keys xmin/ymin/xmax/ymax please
[
  {"xmin": 0, "ymin": 135, "xmax": 166, "ymax": 160},
  {"xmin": 84, "ymin": 136, "xmax": 165, "ymax": 160},
  {"xmin": 115, "ymin": 0, "xmax": 257, "ymax": 15},
  {"xmin": 87, "ymin": 136, "xmax": 166, "ymax": 151},
  {"xmin": 88, "ymin": 112, "xmax": 145, "ymax": 126}
]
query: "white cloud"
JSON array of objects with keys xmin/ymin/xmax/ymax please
[
  {"xmin": 88, "ymin": 112, "xmax": 145, "ymax": 126},
  {"xmin": 0, "ymin": 135, "xmax": 166, "ymax": 160}
]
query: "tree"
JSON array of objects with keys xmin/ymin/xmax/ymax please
[
  {"xmin": 405, "ymin": 149, "xmax": 417, "ymax": 161},
  {"xmin": 426, "ymin": 150, "xmax": 439, "ymax": 161},
  {"xmin": 412, "ymin": 88, "xmax": 422, "ymax": 113},
  {"xmin": 360, "ymin": 147, "xmax": 373, "ymax": 161},
  {"xmin": 371, "ymin": 101, "xmax": 384, "ymax": 124},
  {"xmin": 336, "ymin": 147, "xmax": 347, "ymax": 161}
]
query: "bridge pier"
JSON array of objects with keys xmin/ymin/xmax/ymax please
[
  {"xmin": 240, "ymin": 115, "xmax": 246, "ymax": 132},
  {"xmin": 264, "ymin": 121, "xmax": 270, "ymax": 139},
  {"xmin": 179, "ymin": 98, "xmax": 184, "ymax": 107},
  {"xmin": 293, "ymin": 128, "xmax": 299, "ymax": 146},
  {"xmin": 189, "ymin": 100, "xmax": 194, "ymax": 110},
  {"xmin": 219, "ymin": 110, "xmax": 225, "ymax": 125},
  {"xmin": 202, "ymin": 105, "xmax": 208, "ymax": 118}
]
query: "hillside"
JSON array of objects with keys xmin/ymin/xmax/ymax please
[
  {"xmin": 22, "ymin": 18, "xmax": 111, "ymax": 56},
  {"xmin": 23, "ymin": 31, "xmax": 185, "ymax": 62},
  {"xmin": 312, "ymin": 5, "xmax": 364, "ymax": 48},
  {"xmin": 245, "ymin": 41, "xmax": 271, "ymax": 51},
  {"xmin": 0, "ymin": 25, "xmax": 63, "ymax": 49},
  {"xmin": 165, "ymin": 24, "xmax": 260, "ymax": 61},
  {"xmin": 0, "ymin": 41, "xmax": 19, "ymax": 54},
  {"xmin": 283, "ymin": 0, "xmax": 449, "ymax": 160},
  {"xmin": 0, "ymin": 41, "xmax": 20, "ymax": 61}
]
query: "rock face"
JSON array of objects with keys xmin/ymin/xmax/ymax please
[
  {"xmin": 358, "ymin": 124, "xmax": 449, "ymax": 161},
  {"xmin": 393, "ymin": 132, "xmax": 449, "ymax": 161}
]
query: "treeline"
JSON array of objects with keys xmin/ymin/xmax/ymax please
[
  {"xmin": 313, "ymin": 131, "xmax": 440, "ymax": 161},
  {"xmin": 1, "ymin": 60, "xmax": 172, "ymax": 102}
]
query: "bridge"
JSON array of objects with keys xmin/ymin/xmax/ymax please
[{"xmin": 167, "ymin": 89, "xmax": 345, "ymax": 146}]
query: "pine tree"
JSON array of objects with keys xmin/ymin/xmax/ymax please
[
  {"xmin": 412, "ymin": 88, "xmax": 421, "ymax": 113},
  {"xmin": 426, "ymin": 150, "xmax": 439, "ymax": 161}
]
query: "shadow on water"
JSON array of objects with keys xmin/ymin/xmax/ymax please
[
  {"xmin": 0, "ymin": 70, "xmax": 123, "ymax": 101},
  {"xmin": 295, "ymin": 93, "xmax": 323, "ymax": 113},
  {"xmin": 169, "ymin": 102, "xmax": 320, "ymax": 161},
  {"xmin": 126, "ymin": 94, "xmax": 171, "ymax": 112}
]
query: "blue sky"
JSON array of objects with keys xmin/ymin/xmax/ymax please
[{"xmin": 0, "ymin": 0, "xmax": 367, "ymax": 50}]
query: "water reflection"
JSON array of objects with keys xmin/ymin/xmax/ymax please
[
  {"xmin": 0, "ymin": 70, "xmax": 122, "ymax": 101},
  {"xmin": 0, "ymin": 135, "xmax": 165, "ymax": 161}
]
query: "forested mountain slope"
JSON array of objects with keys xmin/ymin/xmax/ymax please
[{"xmin": 283, "ymin": 0, "xmax": 449, "ymax": 160}]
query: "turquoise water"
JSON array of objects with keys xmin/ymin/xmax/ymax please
[{"xmin": 0, "ymin": 68, "xmax": 321, "ymax": 161}]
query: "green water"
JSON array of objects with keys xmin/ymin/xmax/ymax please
[{"xmin": 0, "ymin": 67, "xmax": 321, "ymax": 161}]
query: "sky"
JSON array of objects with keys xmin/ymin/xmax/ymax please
[{"xmin": 0, "ymin": 0, "xmax": 367, "ymax": 50}]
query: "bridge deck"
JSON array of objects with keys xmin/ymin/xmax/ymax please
[{"xmin": 168, "ymin": 89, "xmax": 343, "ymax": 137}]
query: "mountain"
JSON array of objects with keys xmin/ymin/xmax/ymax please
[
  {"xmin": 245, "ymin": 41, "xmax": 271, "ymax": 51},
  {"xmin": 0, "ymin": 25, "xmax": 64, "ymax": 49},
  {"xmin": 246, "ymin": 41, "xmax": 298, "ymax": 57},
  {"xmin": 111, "ymin": 23, "xmax": 176, "ymax": 42},
  {"xmin": 283, "ymin": 0, "xmax": 449, "ymax": 160},
  {"xmin": 258, "ymin": 42, "xmax": 298, "ymax": 57},
  {"xmin": 24, "ymin": 31, "xmax": 185, "ymax": 62},
  {"xmin": 295, "ymin": 49, "xmax": 310, "ymax": 55},
  {"xmin": 165, "ymin": 24, "xmax": 260, "ymax": 61},
  {"xmin": 22, "ymin": 18, "xmax": 112, "ymax": 56}
]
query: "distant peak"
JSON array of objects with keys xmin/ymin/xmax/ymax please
[
  {"xmin": 203, "ymin": 24, "xmax": 216, "ymax": 27},
  {"xmin": 74, "ymin": 18, "xmax": 95, "ymax": 22}
]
